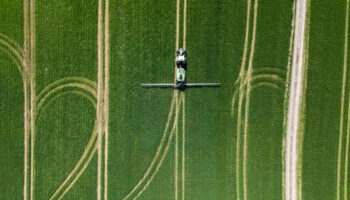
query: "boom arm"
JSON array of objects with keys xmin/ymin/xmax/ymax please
[
  {"xmin": 141, "ymin": 83, "xmax": 176, "ymax": 88},
  {"xmin": 185, "ymin": 83, "xmax": 221, "ymax": 87},
  {"xmin": 141, "ymin": 83, "xmax": 221, "ymax": 88}
]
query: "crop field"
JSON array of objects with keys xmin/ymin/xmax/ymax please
[{"xmin": 0, "ymin": 0, "xmax": 349, "ymax": 200}]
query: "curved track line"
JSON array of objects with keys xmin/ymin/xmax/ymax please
[
  {"xmin": 242, "ymin": 1, "xmax": 258, "ymax": 199},
  {"xmin": 251, "ymin": 82, "xmax": 283, "ymax": 91},
  {"xmin": 35, "ymin": 77, "xmax": 96, "ymax": 101},
  {"xmin": 337, "ymin": 0, "xmax": 349, "ymax": 199},
  {"xmin": 122, "ymin": 94, "xmax": 177, "ymax": 200},
  {"xmin": 50, "ymin": 121, "xmax": 97, "ymax": 200},
  {"xmin": 252, "ymin": 67, "xmax": 285, "ymax": 77},
  {"xmin": 0, "ymin": 39, "xmax": 24, "ymax": 65},
  {"xmin": 0, "ymin": 32, "xmax": 24, "ymax": 54},
  {"xmin": 34, "ymin": 83, "xmax": 97, "ymax": 122},
  {"xmin": 251, "ymin": 74, "xmax": 284, "ymax": 86},
  {"xmin": 58, "ymin": 142, "xmax": 98, "ymax": 200},
  {"xmin": 34, "ymin": 78, "xmax": 97, "ymax": 199},
  {"xmin": 34, "ymin": 84, "xmax": 98, "ymax": 199},
  {"xmin": 134, "ymin": 94, "xmax": 181, "ymax": 200},
  {"xmin": 0, "ymin": 46, "xmax": 23, "ymax": 73}
]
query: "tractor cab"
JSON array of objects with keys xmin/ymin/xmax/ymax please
[{"xmin": 176, "ymin": 48, "xmax": 187, "ymax": 68}]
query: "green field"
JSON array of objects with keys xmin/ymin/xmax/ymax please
[{"xmin": 0, "ymin": 0, "xmax": 349, "ymax": 199}]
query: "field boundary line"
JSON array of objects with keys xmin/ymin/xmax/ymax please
[
  {"xmin": 282, "ymin": 1, "xmax": 296, "ymax": 199},
  {"xmin": 297, "ymin": 1, "xmax": 311, "ymax": 198},
  {"xmin": 337, "ymin": 0, "xmax": 349, "ymax": 199}
]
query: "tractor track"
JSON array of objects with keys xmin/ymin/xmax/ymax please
[
  {"xmin": 337, "ymin": 0, "xmax": 350, "ymax": 200},
  {"xmin": 123, "ymin": 0, "xmax": 187, "ymax": 198}
]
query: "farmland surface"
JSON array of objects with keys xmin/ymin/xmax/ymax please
[{"xmin": 0, "ymin": 0, "xmax": 349, "ymax": 200}]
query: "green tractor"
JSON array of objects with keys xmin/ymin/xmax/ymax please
[{"xmin": 176, "ymin": 67, "xmax": 186, "ymax": 89}]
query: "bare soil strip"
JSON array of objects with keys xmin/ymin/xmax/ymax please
[
  {"xmin": 337, "ymin": 0, "xmax": 349, "ymax": 199},
  {"xmin": 242, "ymin": 1, "xmax": 258, "ymax": 199},
  {"xmin": 233, "ymin": 0, "xmax": 252, "ymax": 198},
  {"xmin": 181, "ymin": 93, "xmax": 186, "ymax": 200},
  {"xmin": 183, "ymin": 0, "xmax": 187, "ymax": 49},
  {"xmin": 175, "ymin": 109, "xmax": 179, "ymax": 200},
  {"xmin": 104, "ymin": 0, "xmax": 110, "ymax": 199},
  {"xmin": 97, "ymin": 0, "xmax": 104, "ymax": 198},
  {"xmin": 23, "ymin": 0, "xmax": 29, "ymax": 198},
  {"xmin": 285, "ymin": 0, "xmax": 307, "ymax": 199},
  {"xmin": 28, "ymin": 0, "xmax": 36, "ymax": 199}
]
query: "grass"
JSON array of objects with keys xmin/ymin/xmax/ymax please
[{"xmin": 302, "ymin": 0, "xmax": 348, "ymax": 199}]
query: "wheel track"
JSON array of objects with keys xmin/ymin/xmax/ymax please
[{"xmin": 337, "ymin": 0, "xmax": 350, "ymax": 199}]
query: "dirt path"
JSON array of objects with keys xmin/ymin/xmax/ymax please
[
  {"xmin": 285, "ymin": 0, "xmax": 307, "ymax": 199},
  {"xmin": 282, "ymin": 1, "xmax": 296, "ymax": 199}
]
